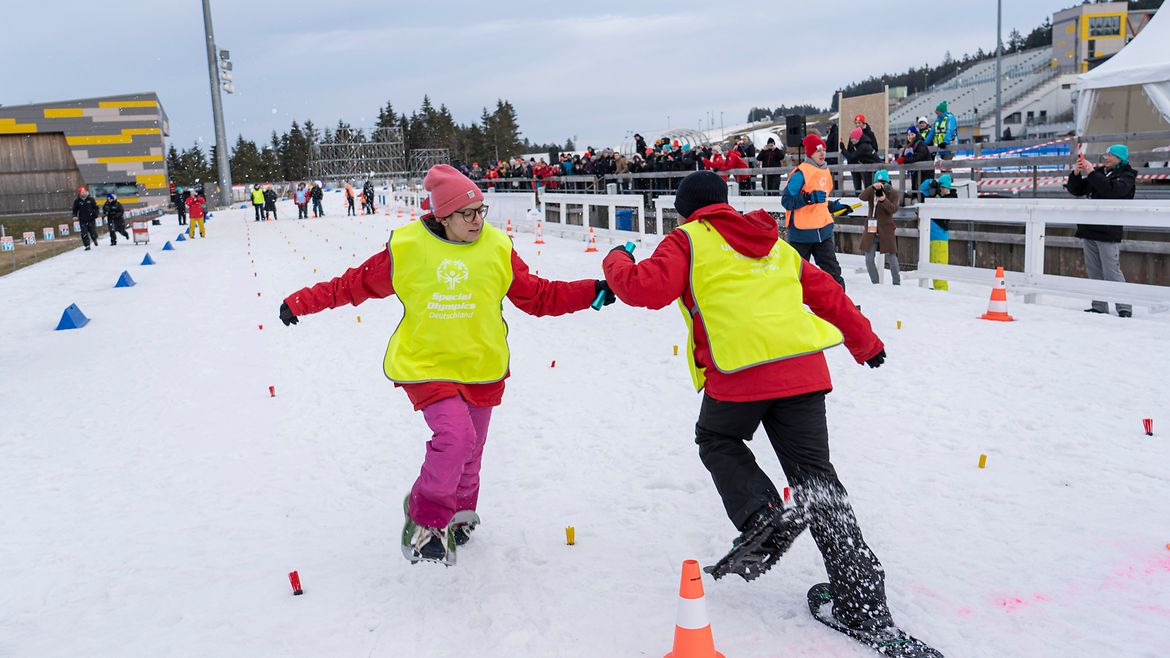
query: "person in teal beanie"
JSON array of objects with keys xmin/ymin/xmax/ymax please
[
  {"xmin": 919, "ymin": 174, "xmax": 956, "ymax": 290},
  {"xmin": 1067, "ymin": 144, "xmax": 1136, "ymax": 317},
  {"xmin": 925, "ymin": 101, "xmax": 957, "ymax": 159}
]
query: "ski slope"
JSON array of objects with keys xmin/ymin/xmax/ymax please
[{"xmin": 1, "ymin": 191, "xmax": 1168, "ymax": 658}]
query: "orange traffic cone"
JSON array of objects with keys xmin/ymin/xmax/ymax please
[
  {"xmin": 396, "ymin": 207, "xmax": 403, "ymax": 218},
  {"xmin": 664, "ymin": 560, "xmax": 725, "ymax": 658},
  {"xmin": 534, "ymin": 221, "xmax": 545, "ymax": 244},
  {"xmin": 980, "ymin": 266, "xmax": 1015, "ymax": 322},
  {"xmin": 584, "ymin": 226, "xmax": 599, "ymax": 253},
  {"xmin": 506, "ymin": 218, "xmax": 515, "ymax": 239}
]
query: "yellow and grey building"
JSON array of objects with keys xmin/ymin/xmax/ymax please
[{"xmin": 0, "ymin": 92, "xmax": 169, "ymax": 215}]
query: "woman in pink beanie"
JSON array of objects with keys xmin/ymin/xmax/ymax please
[{"xmin": 278, "ymin": 164, "xmax": 615, "ymax": 566}]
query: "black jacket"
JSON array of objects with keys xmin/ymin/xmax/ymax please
[
  {"xmin": 844, "ymin": 135, "xmax": 881, "ymax": 164},
  {"xmin": 1067, "ymin": 163, "xmax": 1136, "ymax": 242},
  {"xmin": 263, "ymin": 189, "xmax": 277, "ymax": 209},
  {"xmin": 901, "ymin": 140, "xmax": 932, "ymax": 164},
  {"xmin": 310, "ymin": 186, "xmax": 323, "ymax": 201},
  {"xmin": 757, "ymin": 145, "xmax": 785, "ymax": 169},
  {"xmin": 102, "ymin": 200, "xmax": 125, "ymax": 224},
  {"xmin": 72, "ymin": 195, "xmax": 100, "ymax": 222}
]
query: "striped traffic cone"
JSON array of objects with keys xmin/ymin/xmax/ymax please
[
  {"xmin": 506, "ymin": 218, "xmax": 515, "ymax": 239},
  {"xmin": 584, "ymin": 226, "xmax": 599, "ymax": 253},
  {"xmin": 980, "ymin": 266, "xmax": 1015, "ymax": 322},
  {"xmin": 664, "ymin": 560, "xmax": 724, "ymax": 658},
  {"xmin": 534, "ymin": 221, "xmax": 545, "ymax": 245}
]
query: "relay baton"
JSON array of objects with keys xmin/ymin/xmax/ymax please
[{"xmin": 592, "ymin": 241, "xmax": 636, "ymax": 310}]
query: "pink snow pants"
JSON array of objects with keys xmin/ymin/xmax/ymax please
[{"xmin": 408, "ymin": 395, "xmax": 493, "ymax": 529}]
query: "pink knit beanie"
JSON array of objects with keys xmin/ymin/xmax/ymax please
[{"xmin": 421, "ymin": 164, "xmax": 483, "ymax": 217}]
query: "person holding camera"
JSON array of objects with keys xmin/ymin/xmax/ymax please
[
  {"xmin": 858, "ymin": 170, "xmax": 902, "ymax": 285},
  {"xmin": 1067, "ymin": 144, "xmax": 1135, "ymax": 317}
]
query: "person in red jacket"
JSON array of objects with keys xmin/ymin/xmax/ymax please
[
  {"xmin": 279, "ymin": 164, "xmax": 613, "ymax": 566},
  {"xmin": 185, "ymin": 193, "xmax": 206, "ymax": 238},
  {"xmin": 602, "ymin": 170, "xmax": 902, "ymax": 634},
  {"xmin": 724, "ymin": 148, "xmax": 751, "ymax": 189}
]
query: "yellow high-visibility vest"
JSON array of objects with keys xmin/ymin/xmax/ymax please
[
  {"xmin": 251, "ymin": 188, "xmax": 265, "ymax": 204},
  {"xmin": 676, "ymin": 221, "xmax": 844, "ymax": 391},
  {"xmin": 383, "ymin": 220, "xmax": 513, "ymax": 384}
]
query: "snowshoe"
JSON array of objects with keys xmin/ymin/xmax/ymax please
[
  {"xmin": 401, "ymin": 496, "xmax": 457, "ymax": 566},
  {"xmin": 807, "ymin": 583, "xmax": 943, "ymax": 657},
  {"xmin": 704, "ymin": 500, "xmax": 807, "ymax": 582},
  {"xmin": 450, "ymin": 510, "xmax": 481, "ymax": 547}
]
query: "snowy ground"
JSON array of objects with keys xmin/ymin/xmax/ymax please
[{"xmin": 2, "ymin": 192, "xmax": 1168, "ymax": 658}]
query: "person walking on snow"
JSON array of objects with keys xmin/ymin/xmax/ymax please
[
  {"xmin": 102, "ymin": 193, "xmax": 130, "ymax": 245},
  {"xmin": 783, "ymin": 134, "xmax": 854, "ymax": 290},
  {"xmin": 310, "ymin": 181, "xmax": 325, "ymax": 217},
  {"xmin": 294, "ymin": 182, "xmax": 309, "ymax": 219},
  {"xmin": 278, "ymin": 164, "xmax": 616, "ymax": 566},
  {"xmin": 263, "ymin": 186, "xmax": 278, "ymax": 221},
  {"xmin": 345, "ymin": 181, "xmax": 356, "ymax": 216},
  {"xmin": 72, "ymin": 187, "xmax": 100, "ymax": 251},
  {"xmin": 174, "ymin": 186, "xmax": 188, "ymax": 226},
  {"xmin": 251, "ymin": 184, "xmax": 265, "ymax": 222},
  {"xmin": 363, "ymin": 178, "xmax": 377, "ymax": 215},
  {"xmin": 186, "ymin": 192, "xmax": 207, "ymax": 238},
  {"xmin": 601, "ymin": 169, "xmax": 909, "ymax": 638},
  {"xmin": 1067, "ymin": 144, "xmax": 1135, "ymax": 317}
]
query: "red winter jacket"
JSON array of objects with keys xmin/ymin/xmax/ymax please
[
  {"xmin": 724, "ymin": 151, "xmax": 750, "ymax": 184},
  {"xmin": 284, "ymin": 220, "xmax": 597, "ymax": 410},
  {"xmin": 186, "ymin": 195, "xmax": 206, "ymax": 219},
  {"xmin": 602, "ymin": 203, "xmax": 883, "ymax": 402}
]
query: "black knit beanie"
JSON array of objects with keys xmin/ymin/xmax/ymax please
[{"xmin": 675, "ymin": 171, "xmax": 728, "ymax": 219}]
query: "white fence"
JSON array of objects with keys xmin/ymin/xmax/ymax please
[{"xmin": 916, "ymin": 198, "xmax": 1170, "ymax": 307}]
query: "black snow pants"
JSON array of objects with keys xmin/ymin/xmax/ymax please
[
  {"xmin": 791, "ymin": 238, "xmax": 845, "ymax": 291},
  {"xmin": 695, "ymin": 391, "xmax": 890, "ymax": 626},
  {"xmin": 253, "ymin": 203, "xmax": 263, "ymax": 221},
  {"xmin": 79, "ymin": 218, "xmax": 98, "ymax": 247},
  {"xmin": 177, "ymin": 204, "xmax": 187, "ymax": 225},
  {"xmin": 108, "ymin": 218, "xmax": 129, "ymax": 245}
]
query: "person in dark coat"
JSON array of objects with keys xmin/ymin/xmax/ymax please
[
  {"xmin": 362, "ymin": 179, "xmax": 376, "ymax": 214},
  {"xmin": 757, "ymin": 137, "xmax": 786, "ymax": 191},
  {"xmin": 263, "ymin": 186, "xmax": 279, "ymax": 220},
  {"xmin": 102, "ymin": 193, "xmax": 130, "ymax": 245},
  {"xmin": 310, "ymin": 182, "xmax": 325, "ymax": 217},
  {"xmin": 71, "ymin": 187, "xmax": 100, "ymax": 251},
  {"xmin": 842, "ymin": 127, "xmax": 880, "ymax": 192},
  {"xmin": 858, "ymin": 170, "xmax": 901, "ymax": 285},
  {"xmin": 897, "ymin": 129, "xmax": 932, "ymax": 195},
  {"xmin": 1067, "ymin": 144, "xmax": 1136, "ymax": 317},
  {"xmin": 173, "ymin": 186, "xmax": 188, "ymax": 225},
  {"xmin": 634, "ymin": 133, "xmax": 647, "ymax": 155}
]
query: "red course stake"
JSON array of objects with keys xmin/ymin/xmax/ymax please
[
  {"xmin": 550, "ymin": 360, "xmax": 556, "ymax": 368},
  {"xmin": 288, "ymin": 570, "xmax": 303, "ymax": 595},
  {"xmin": 1144, "ymin": 418, "xmax": 1154, "ymax": 436},
  {"xmin": 783, "ymin": 486, "xmax": 791, "ymax": 503},
  {"xmin": 259, "ymin": 324, "xmax": 263, "ymax": 331},
  {"xmin": 269, "ymin": 385, "xmax": 276, "ymax": 398}
]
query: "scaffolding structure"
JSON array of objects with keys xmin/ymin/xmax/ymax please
[
  {"xmin": 408, "ymin": 148, "xmax": 451, "ymax": 175},
  {"xmin": 309, "ymin": 127, "xmax": 407, "ymax": 181}
]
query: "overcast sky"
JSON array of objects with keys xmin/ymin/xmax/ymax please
[{"xmin": 8, "ymin": 1, "xmax": 1070, "ymax": 152}]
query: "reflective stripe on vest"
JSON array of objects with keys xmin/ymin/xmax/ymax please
[
  {"xmin": 676, "ymin": 222, "xmax": 844, "ymax": 392},
  {"xmin": 383, "ymin": 221, "xmax": 514, "ymax": 384},
  {"xmin": 932, "ymin": 115, "xmax": 949, "ymax": 145},
  {"xmin": 788, "ymin": 162, "xmax": 834, "ymax": 230}
]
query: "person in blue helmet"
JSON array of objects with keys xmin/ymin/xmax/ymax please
[{"xmin": 919, "ymin": 174, "xmax": 956, "ymax": 291}]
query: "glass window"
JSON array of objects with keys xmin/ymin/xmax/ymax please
[
  {"xmin": 90, "ymin": 182, "xmax": 141, "ymax": 198},
  {"xmin": 1087, "ymin": 16, "xmax": 1121, "ymax": 38}
]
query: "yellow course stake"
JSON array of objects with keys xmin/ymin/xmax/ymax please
[
  {"xmin": 897, "ymin": 320, "xmax": 902, "ymax": 330},
  {"xmin": 565, "ymin": 526, "xmax": 575, "ymax": 546},
  {"xmin": 357, "ymin": 315, "xmax": 362, "ymax": 323},
  {"xmin": 978, "ymin": 454, "xmax": 988, "ymax": 469},
  {"xmin": 673, "ymin": 345, "xmax": 679, "ymax": 356}
]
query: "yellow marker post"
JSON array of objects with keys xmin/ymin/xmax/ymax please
[
  {"xmin": 357, "ymin": 315, "xmax": 362, "ymax": 323},
  {"xmin": 897, "ymin": 320, "xmax": 902, "ymax": 330},
  {"xmin": 978, "ymin": 454, "xmax": 988, "ymax": 469},
  {"xmin": 673, "ymin": 345, "xmax": 679, "ymax": 356},
  {"xmin": 565, "ymin": 526, "xmax": 575, "ymax": 546}
]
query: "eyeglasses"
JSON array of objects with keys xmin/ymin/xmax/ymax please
[{"xmin": 449, "ymin": 204, "xmax": 489, "ymax": 222}]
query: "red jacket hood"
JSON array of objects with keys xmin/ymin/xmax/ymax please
[{"xmin": 683, "ymin": 204, "xmax": 777, "ymax": 258}]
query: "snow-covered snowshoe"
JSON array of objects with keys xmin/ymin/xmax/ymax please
[
  {"xmin": 704, "ymin": 501, "xmax": 807, "ymax": 582},
  {"xmin": 450, "ymin": 510, "xmax": 480, "ymax": 547},
  {"xmin": 807, "ymin": 583, "xmax": 943, "ymax": 657},
  {"xmin": 401, "ymin": 496, "xmax": 457, "ymax": 566}
]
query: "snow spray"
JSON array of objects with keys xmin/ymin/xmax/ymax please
[
  {"xmin": 592, "ymin": 242, "xmax": 635, "ymax": 310},
  {"xmin": 288, "ymin": 570, "xmax": 303, "ymax": 596}
]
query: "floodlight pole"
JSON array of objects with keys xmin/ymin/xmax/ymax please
[
  {"xmin": 202, "ymin": 0, "xmax": 233, "ymax": 205},
  {"xmin": 995, "ymin": 0, "xmax": 1003, "ymax": 141}
]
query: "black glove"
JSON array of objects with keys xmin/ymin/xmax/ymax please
[
  {"xmin": 608, "ymin": 244, "xmax": 634, "ymax": 262},
  {"xmin": 594, "ymin": 280, "xmax": 616, "ymax": 306},
  {"xmin": 280, "ymin": 302, "xmax": 299, "ymax": 326},
  {"xmin": 865, "ymin": 349, "xmax": 886, "ymax": 369}
]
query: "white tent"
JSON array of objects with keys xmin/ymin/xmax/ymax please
[{"xmin": 1075, "ymin": 8, "xmax": 1170, "ymax": 140}]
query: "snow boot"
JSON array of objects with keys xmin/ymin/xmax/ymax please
[
  {"xmin": 705, "ymin": 496, "xmax": 807, "ymax": 582},
  {"xmin": 450, "ymin": 510, "xmax": 481, "ymax": 546},
  {"xmin": 401, "ymin": 496, "xmax": 456, "ymax": 566}
]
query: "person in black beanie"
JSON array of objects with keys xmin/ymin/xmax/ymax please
[{"xmin": 674, "ymin": 170, "xmax": 728, "ymax": 219}]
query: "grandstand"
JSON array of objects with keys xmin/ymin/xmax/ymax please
[{"xmin": 890, "ymin": 48, "xmax": 1059, "ymax": 137}]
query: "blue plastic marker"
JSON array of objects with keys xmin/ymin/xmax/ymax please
[{"xmin": 591, "ymin": 241, "xmax": 635, "ymax": 310}]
